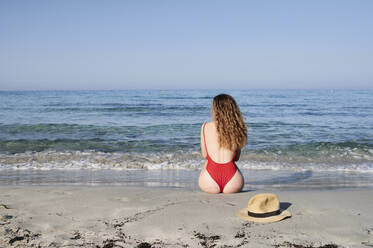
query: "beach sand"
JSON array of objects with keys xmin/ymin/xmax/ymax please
[{"xmin": 0, "ymin": 186, "xmax": 372, "ymax": 248}]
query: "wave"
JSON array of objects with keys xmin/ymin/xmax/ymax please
[
  {"xmin": 1, "ymin": 122, "xmax": 317, "ymax": 136},
  {"xmin": 0, "ymin": 151, "xmax": 203, "ymax": 170},
  {"xmin": 0, "ymin": 123, "xmax": 202, "ymax": 152},
  {"xmin": 0, "ymin": 145, "xmax": 372, "ymax": 172},
  {"xmin": 39, "ymin": 105, "xmax": 209, "ymax": 113},
  {"xmin": 0, "ymin": 128, "xmax": 372, "ymax": 159},
  {"xmin": 0, "ymin": 138, "xmax": 197, "ymax": 154},
  {"xmin": 0, "ymin": 123, "xmax": 199, "ymax": 135}
]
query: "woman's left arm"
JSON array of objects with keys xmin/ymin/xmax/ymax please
[{"xmin": 234, "ymin": 149, "xmax": 241, "ymax": 161}]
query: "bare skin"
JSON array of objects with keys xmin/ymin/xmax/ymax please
[{"xmin": 198, "ymin": 121, "xmax": 244, "ymax": 194}]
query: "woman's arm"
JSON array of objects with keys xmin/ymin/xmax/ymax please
[
  {"xmin": 234, "ymin": 149, "xmax": 241, "ymax": 161},
  {"xmin": 200, "ymin": 124, "xmax": 207, "ymax": 159}
]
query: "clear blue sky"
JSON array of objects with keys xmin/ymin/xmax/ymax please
[{"xmin": 0, "ymin": 0, "xmax": 372, "ymax": 90}]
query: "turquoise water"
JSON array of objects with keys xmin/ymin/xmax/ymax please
[{"xmin": 0, "ymin": 89, "xmax": 372, "ymax": 188}]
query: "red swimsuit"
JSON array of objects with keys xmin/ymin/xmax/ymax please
[{"xmin": 203, "ymin": 123, "xmax": 238, "ymax": 193}]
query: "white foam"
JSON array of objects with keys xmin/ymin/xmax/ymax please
[
  {"xmin": 0, "ymin": 150, "xmax": 372, "ymax": 173},
  {"xmin": 240, "ymin": 161, "xmax": 373, "ymax": 173}
]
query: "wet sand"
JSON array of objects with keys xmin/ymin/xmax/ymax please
[{"xmin": 0, "ymin": 186, "xmax": 372, "ymax": 247}]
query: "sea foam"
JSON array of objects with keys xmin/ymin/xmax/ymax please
[{"xmin": 1, "ymin": 150, "xmax": 372, "ymax": 173}]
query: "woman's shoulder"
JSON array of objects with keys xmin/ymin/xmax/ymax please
[
  {"xmin": 203, "ymin": 121, "xmax": 215, "ymax": 126},
  {"xmin": 201, "ymin": 121, "xmax": 215, "ymax": 129}
]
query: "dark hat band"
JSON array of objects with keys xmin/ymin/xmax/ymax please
[{"xmin": 247, "ymin": 209, "xmax": 280, "ymax": 218}]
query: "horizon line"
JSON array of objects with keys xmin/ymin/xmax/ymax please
[{"xmin": 0, "ymin": 87, "xmax": 372, "ymax": 92}]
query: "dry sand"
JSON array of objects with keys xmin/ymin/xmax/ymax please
[{"xmin": 0, "ymin": 186, "xmax": 372, "ymax": 248}]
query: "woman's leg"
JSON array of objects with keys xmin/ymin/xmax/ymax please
[
  {"xmin": 198, "ymin": 166, "xmax": 220, "ymax": 194},
  {"xmin": 222, "ymin": 169, "xmax": 244, "ymax": 194}
]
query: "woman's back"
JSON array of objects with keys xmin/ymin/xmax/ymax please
[{"xmin": 203, "ymin": 121, "xmax": 236, "ymax": 163}]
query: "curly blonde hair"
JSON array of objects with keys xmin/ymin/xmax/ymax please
[{"xmin": 212, "ymin": 94, "xmax": 247, "ymax": 151}]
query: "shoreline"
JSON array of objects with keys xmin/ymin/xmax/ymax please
[
  {"xmin": 1, "ymin": 186, "xmax": 372, "ymax": 247},
  {"xmin": 1, "ymin": 168, "xmax": 373, "ymax": 191}
]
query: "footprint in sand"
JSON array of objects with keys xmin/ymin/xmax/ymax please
[
  {"xmin": 53, "ymin": 191, "xmax": 73, "ymax": 196},
  {"xmin": 0, "ymin": 203, "xmax": 11, "ymax": 209},
  {"xmin": 113, "ymin": 197, "xmax": 129, "ymax": 202}
]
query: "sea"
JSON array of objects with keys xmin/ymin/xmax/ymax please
[{"xmin": 0, "ymin": 89, "xmax": 372, "ymax": 190}]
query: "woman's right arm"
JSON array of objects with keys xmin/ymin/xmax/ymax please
[{"xmin": 200, "ymin": 124, "xmax": 207, "ymax": 159}]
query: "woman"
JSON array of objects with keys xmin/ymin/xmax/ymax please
[{"xmin": 199, "ymin": 94, "xmax": 247, "ymax": 194}]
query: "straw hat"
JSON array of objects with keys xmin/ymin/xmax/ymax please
[{"xmin": 236, "ymin": 193, "xmax": 291, "ymax": 223}]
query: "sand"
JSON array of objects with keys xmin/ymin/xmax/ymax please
[{"xmin": 0, "ymin": 186, "xmax": 372, "ymax": 248}]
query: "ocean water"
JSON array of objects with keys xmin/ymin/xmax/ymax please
[{"xmin": 0, "ymin": 89, "xmax": 372, "ymax": 189}]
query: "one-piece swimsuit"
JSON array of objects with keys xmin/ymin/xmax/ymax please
[{"xmin": 203, "ymin": 122, "xmax": 237, "ymax": 193}]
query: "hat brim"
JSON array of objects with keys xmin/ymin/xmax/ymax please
[{"xmin": 236, "ymin": 208, "xmax": 291, "ymax": 223}]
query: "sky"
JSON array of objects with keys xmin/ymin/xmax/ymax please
[{"xmin": 0, "ymin": 0, "xmax": 372, "ymax": 90}]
